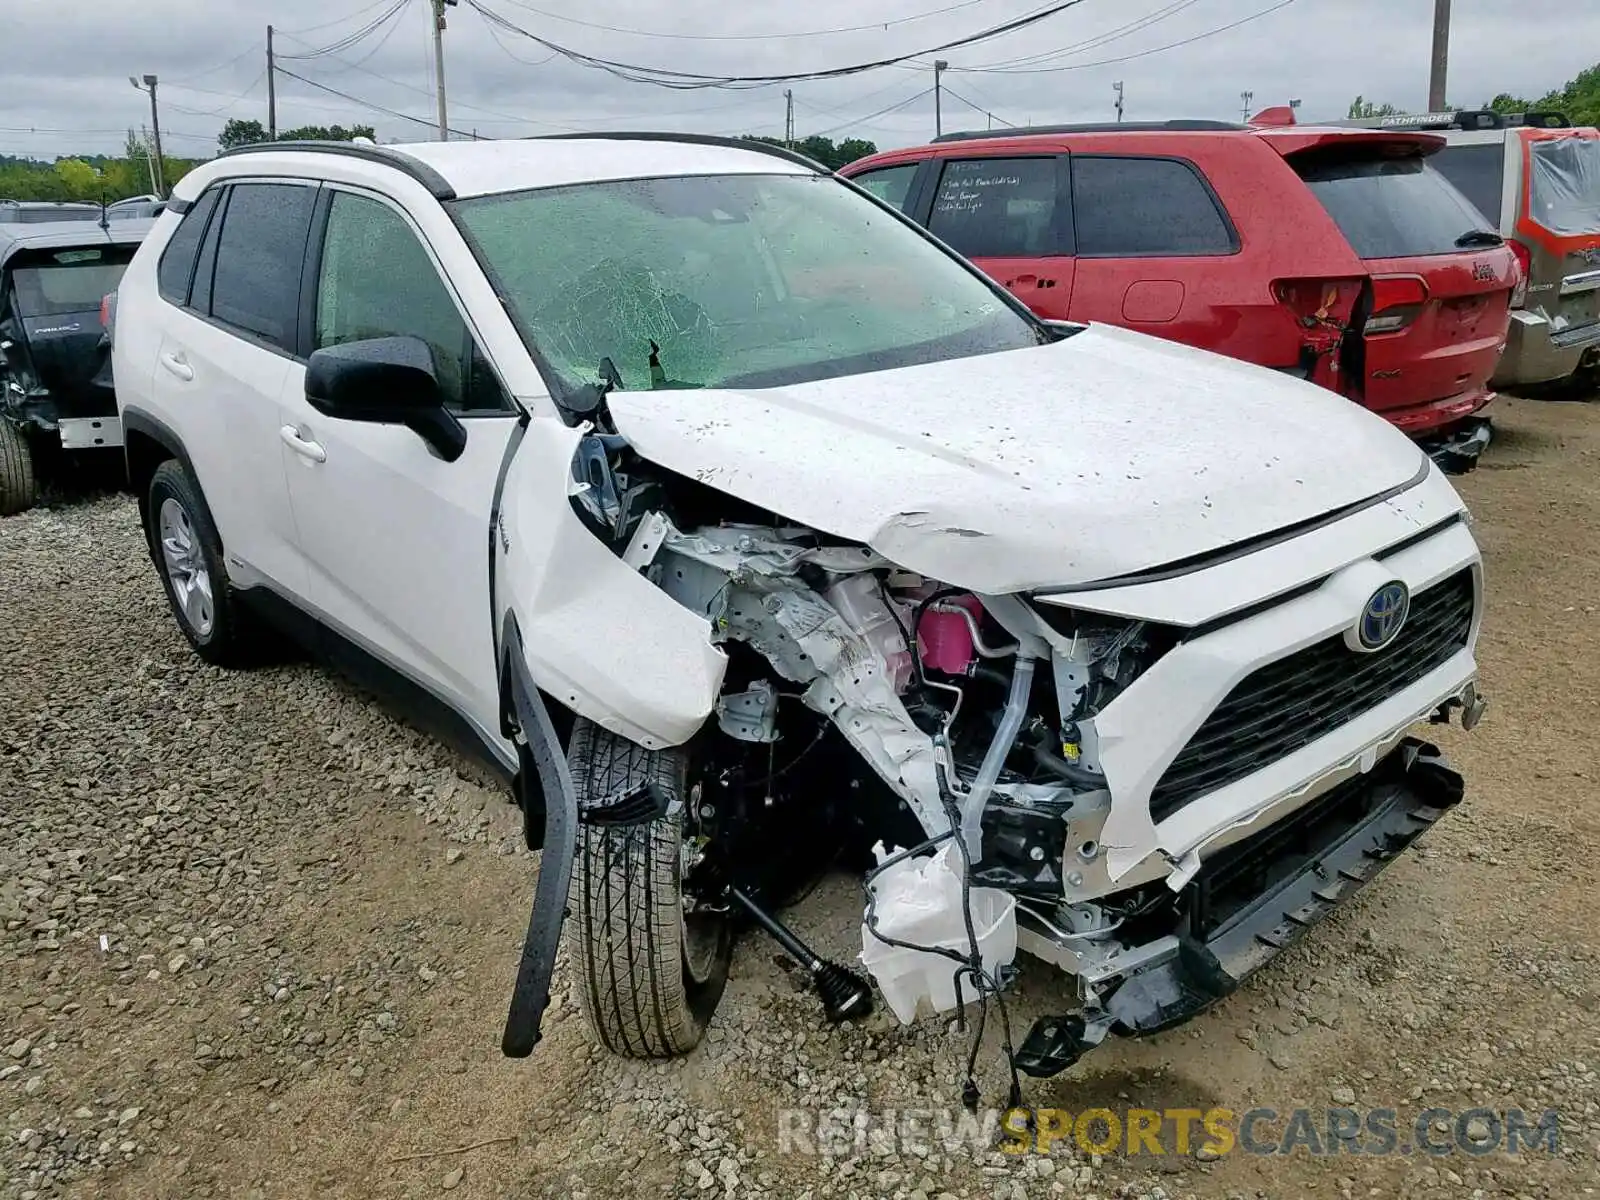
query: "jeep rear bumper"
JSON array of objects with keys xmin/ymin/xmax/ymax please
[{"xmin": 1015, "ymin": 739, "xmax": 1463, "ymax": 1078}]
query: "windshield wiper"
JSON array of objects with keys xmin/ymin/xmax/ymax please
[{"xmin": 1454, "ymin": 229, "xmax": 1504, "ymax": 248}]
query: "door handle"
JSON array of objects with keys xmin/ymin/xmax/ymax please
[
  {"xmin": 159, "ymin": 351, "xmax": 194, "ymax": 382},
  {"xmin": 279, "ymin": 424, "xmax": 327, "ymax": 464}
]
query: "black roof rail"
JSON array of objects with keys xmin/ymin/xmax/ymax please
[
  {"xmin": 216, "ymin": 140, "xmax": 456, "ymax": 200},
  {"xmin": 1514, "ymin": 110, "xmax": 1572, "ymax": 128},
  {"xmin": 931, "ymin": 119, "xmax": 1245, "ymax": 143},
  {"xmin": 532, "ymin": 130, "xmax": 832, "ymax": 174}
]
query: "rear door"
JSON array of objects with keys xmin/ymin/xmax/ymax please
[
  {"xmin": 149, "ymin": 180, "xmax": 315, "ymax": 595},
  {"xmin": 1066, "ymin": 153, "xmax": 1244, "ymax": 348},
  {"xmin": 913, "ymin": 153, "xmax": 1076, "ymax": 320},
  {"xmin": 1292, "ymin": 145, "xmax": 1516, "ymax": 422}
]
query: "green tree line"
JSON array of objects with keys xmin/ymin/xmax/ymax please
[{"xmin": 1349, "ymin": 62, "xmax": 1600, "ymax": 125}]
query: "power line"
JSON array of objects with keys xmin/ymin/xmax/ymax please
[
  {"xmin": 808, "ymin": 87, "xmax": 935, "ymax": 137},
  {"xmin": 277, "ymin": 0, "xmax": 412, "ymax": 60},
  {"xmin": 466, "ymin": 0, "xmax": 1090, "ymax": 90},
  {"xmin": 953, "ymin": 0, "xmax": 1202, "ymax": 71},
  {"xmin": 273, "ymin": 66, "xmax": 476, "ymax": 135},
  {"xmin": 166, "ymin": 72, "xmax": 267, "ymax": 118},
  {"xmin": 952, "ymin": 0, "xmax": 1299, "ymax": 73},
  {"xmin": 278, "ymin": 0, "xmax": 408, "ymax": 37},
  {"xmin": 485, "ymin": 0, "xmax": 1005, "ymax": 42},
  {"xmin": 942, "ymin": 85, "xmax": 1018, "ymax": 126}
]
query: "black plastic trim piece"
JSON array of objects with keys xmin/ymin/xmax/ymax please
[
  {"xmin": 499, "ymin": 613, "xmax": 580, "ymax": 1059},
  {"xmin": 167, "ymin": 196, "xmax": 193, "ymax": 216},
  {"xmin": 933, "ymin": 120, "xmax": 1245, "ymax": 143},
  {"xmin": 120, "ymin": 408, "xmax": 222, "ymax": 536},
  {"xmin": 532, "ymin": 130, "xmax": 830, "ymax": 175},
  {"xmin": 217, "ymin": 140, "xmax": 458, "ymax": 201}
]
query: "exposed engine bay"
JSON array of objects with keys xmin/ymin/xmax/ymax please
[{"xmin": 517, "ymin": 411, "xmax": 1479, "ymax": 1088}]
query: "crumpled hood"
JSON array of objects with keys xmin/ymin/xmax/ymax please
[{"xmin": 606, "ymin": 323, "xmax": 1429, "ymax": 593}]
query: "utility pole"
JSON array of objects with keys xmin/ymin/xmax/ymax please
[
  {"xmin": 266, "ymin": 25, "xmax": 277, "ymax": 139},
  {"xmin": 130, "ymin": 75, "xmax": 165, "ymax": 197},
  {"xmin": 784, "ymin": 89, "xmax": 794, "ymax": 149},
  {"xmin": 933, "ymin": 59, "xmax": 948, "ymax": 138},
  {"xmin": 1240, "ymin": 89, "xmax": 1254, "ymax": 123},
  {"xmin": 139, "ymin": 124, "xmax": 158, "ymax": 194},
  {"xmin": 1428, "ymin": 0, "xmax": 1452, "ymax": 110},
  {"xmin": 431, "ymin": 0, "xmax": 458, "ymax": 142},
  {"xmin": 1113, "ymin": 80, "xmax": 1125, "ymax": 123}
]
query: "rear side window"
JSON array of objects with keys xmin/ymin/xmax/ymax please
[
  {"xmin": 1432, "ymin": 144, "xmax": 1507, "ymax": 225},
  {"xmin": 1071, "ymin": 156, "xmax": 1237, "ymax": 257},
  {"xmin": 157, "ymin": 188, "xmax": 221, "ymax": 305},
  {"xmin": 852, "ymin": 164, "xmax": 920, "ymax": 212},
  {"xmin": 209, "ymin": 182, "xmax": 317, "ymax": 350},
  {"xmin": 927, "ymin": 157, "xmax": 1065, "ymax": 258},
  {"xmin": 1293, "ymin": 153, "xmax": 1490, "ymax": 259},
  {"xmin": 1528, "ymin": 136, "xmax": 1600, "ymax": 237}
]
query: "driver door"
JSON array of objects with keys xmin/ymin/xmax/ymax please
[{"xmin": 278, "ymin": 187, "xmax": 521, "ymax": 756}]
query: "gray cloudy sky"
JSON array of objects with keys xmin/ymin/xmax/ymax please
[{"xmin": 3, "ymin": 0, "xmax": 1593, "ymax": 161}]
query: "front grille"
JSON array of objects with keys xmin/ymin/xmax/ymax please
[{"xmin": 1149, "ymin": 569, "xmax": 1475, "ymax": 822}]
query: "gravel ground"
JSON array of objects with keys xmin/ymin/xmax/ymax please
[{"xmin": 3, "ymin": 396, "xmax": 1599, "ymax": 1200}]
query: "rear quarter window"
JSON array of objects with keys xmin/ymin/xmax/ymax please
[
  {"xmin": 851, "ymin": 163, "xmax": 920, "ymax": 212},
  {"xmin": 1293, "ymin": 152, "xmax": 1491, "ymax": 259},
  {"xmin": 157, "ymin": 188, "xmax": 221, "ymax": 305},
  {"xmin": 1071, "ymin": 156, "xmax": 1237, "ymax": 257}
]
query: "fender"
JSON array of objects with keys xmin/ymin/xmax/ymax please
[
  {"xmin": 121, "ymin": 407, "xmax": 222, "ymax": 536},
  {"xmin": 498, "ymin": 612, "xmax": 579, "ymax": 1059}
]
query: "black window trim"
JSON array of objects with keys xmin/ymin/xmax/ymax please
[
  {"xmin": 1070, "ymin": 153, "xmax": 1242, "ymax": 260},
  {"xmin": 308, "ymin": 181, "xmax": 517, "ymax": 418},
  {"xmin": 921, "ymin": 152, "xmax": 1075, "ymax": 260}
]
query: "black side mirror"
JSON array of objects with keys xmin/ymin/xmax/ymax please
[{"xmin": 305, "ymin": 335, "xmax": 466, "ymax": 462}]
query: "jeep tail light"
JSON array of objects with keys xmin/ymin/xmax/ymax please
[
  {"xmin": 1508, "ymin": 240, "xmax": 1531, "ymax": 308},
  {"xmin": 1364, "ymin": 275, "xmax": 1430, "ymax": 335}
]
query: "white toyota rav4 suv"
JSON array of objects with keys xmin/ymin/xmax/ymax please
[{"xmin": 111, "ymin": 134, "xmax": 1487, "ymax": 1081}]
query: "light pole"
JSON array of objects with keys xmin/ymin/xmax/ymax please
[
  {"xmin": 431, "ymin": 0, "xmax": 458, "ymax": 142},
  {"xmin": 129, "ymin": 75, "xmax": 165, "ymax": 198},
  {"xmin": 1113, "ymin": 81, "xmax": 1125, "ymax": 123},
  {"xmin": 1240, "ymin": 89, "xmax": 1254, "ymax": 123},
  {"xmin": 934, "ymin": 60, "xmax": 949, "ymax": 138}
]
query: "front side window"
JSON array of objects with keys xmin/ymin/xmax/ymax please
[
  {"xmin": 1072, "ymin": 156, "xmax": 1236, "ymax": 257},
  {"xmin": 927, "ymin": 157, "xmax": 1064, "ymax": 258},
  {"xmin": 451, "ymin": 172, "xmax": 1040, "ymax": 396},
  {"xmin": 209, "ymin": 182, "xmax": 317, "ymax": 350},
  {"xmin": 10, "ymin": 246, "xmax": 136, "ymax": 317},
  {"xmin": 314, "ymin": 191, "xmax": 505, "ymax": 413},
  {"xmin": 851, "ymin": 163, "xmax": 920, "ymax": 212},
  {"xmin": 1293, "ymin": 151, "xmax": 1494, "ymax": 259}
]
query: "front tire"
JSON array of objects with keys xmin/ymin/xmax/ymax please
[
  {"xmin": 565, "ymin": 719, "xmax": 732, "ymax": 1057},
  {"xmin": 144, "ymin": 460, "xmax": 263, "ymax": 667},
  {"xmin": 0, "ymin": 421, "xmax": 38, "ymax": 516}
]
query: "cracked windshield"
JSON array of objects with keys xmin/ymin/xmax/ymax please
[{"xmin": 451, "ymin": 171, "xmax": 1039, "ymax": 393}]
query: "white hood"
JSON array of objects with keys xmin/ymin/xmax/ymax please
[{"xmin": 607, "ymin": 323, "xmax": 1428, "ymax": 594}]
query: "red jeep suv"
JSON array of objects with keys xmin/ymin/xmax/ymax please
[{"xmin": 841, "ymin": 120, "xmax": 1518, "ymax": 468}]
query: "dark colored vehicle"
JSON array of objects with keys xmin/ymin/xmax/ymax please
[
  {"xmin": 0, "ymin": 219, "xmax": 153, "ymax": 513},
  {"xmin": 0, "ymin": 200, "xmax": 103, "ymax": 225},
  {"xmin": 841, "ymin": 120, "xmax": 1518, "ymax": 469}
]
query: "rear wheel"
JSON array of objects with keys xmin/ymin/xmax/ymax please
[
  {"xmin": 0, "ymin": 420, "xmax": 38, "ymax": 516},
  {"xmin": 144, "ymin": 460, "xmax": 266, "ymax": 667},
  {"xmin": 564, "ymin": 719, "xmax": 732, "ymax": 1057}
]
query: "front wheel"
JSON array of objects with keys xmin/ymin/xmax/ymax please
[{"xmin": 564, "ymin": 719, "xmax": 732, "ymax": 1057}]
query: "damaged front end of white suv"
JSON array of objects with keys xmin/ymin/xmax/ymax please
[{"xmin": 492, "ymin": 323, "xmax": 1487, "ymax": 1081}]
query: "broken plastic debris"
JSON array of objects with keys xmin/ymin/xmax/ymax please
[{"xmin": 860, "ymin": 841, "xmax": 1017, "ymax": 1025}]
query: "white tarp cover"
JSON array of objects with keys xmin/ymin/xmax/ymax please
[{"xmin": 1529, "ymin": 135, "xmax": 1600, "ymax": 238}]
